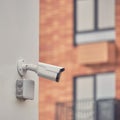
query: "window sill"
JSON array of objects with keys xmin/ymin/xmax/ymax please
[{"xmin": 75, "ymin": 29, "xmax": 115, "ymax": 45}]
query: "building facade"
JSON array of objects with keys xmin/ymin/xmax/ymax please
[{"xmin": 40, "ymin": 0, "xmax": 120, "ymax": 120}]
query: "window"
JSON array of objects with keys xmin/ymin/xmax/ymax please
[
  {"xmin": 75, "ymin": 0, "xmax": 115, "ymax": 45},
  {"xmin": 74, "ymin": 76, "xmax": 95, "ymax": 120},
  {"xmin": 74, "ymin": 72, "xmax": 115, "ymax": 120},
  {"xmin": 96, "ymin": 73, "xmax": 115, "ymax": 99},
  {"xmin": 75, "ymin": 76, "xmax": 94, "ymax": 100}
]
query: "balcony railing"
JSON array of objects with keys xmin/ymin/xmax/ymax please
[
  {"xmin": 55, "ymin": 102, "xmax": 73, "ymax": 120},
  {"xmin": 75, "ymin": 99, "xmax": 95, "ymax": 120},
  {"xmin": 55, "ymin": 99, "xmax": 120, "ymax": 120}
]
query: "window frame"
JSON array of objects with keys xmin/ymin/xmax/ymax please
[
  {"xmin": 74, "ymin": 0, "xmax": 115, "ymax": 45},
  {"xmin": 73, "ymin": 74, "xmax": 96, "ymax": 120},
  {"xmin": 73, "ymin": 71, "xmax": 115, "ymax": 120}
]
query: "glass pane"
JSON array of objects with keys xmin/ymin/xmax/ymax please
[
  {"xmin": 76, "ymin": 0, "xmax": 94, "ymax": 32},
  {"xmin": 76, "ymin": 76, "xmax": 94, "ymax": 100},
  {"xmin": 97, "ymin": 99, "xmax": 114, "ymax": 120},
  {"xmin": 96, "ymin": 73, "xmax": 115, "ymax": 100},
  {"xmin": 75, "ymin": 76, "xmax": 95, "ymax": 120},
  {"xmin": 98, "ymin": 0, "xmax": 115, "ymax": 29}
]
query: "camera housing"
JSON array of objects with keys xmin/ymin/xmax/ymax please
[{"xmin": 36, "ymin": 62, "xmax": 65, "ymax": 82}]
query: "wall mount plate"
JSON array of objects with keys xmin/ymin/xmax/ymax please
[
  {"xmin": 16, "ymin": 79, "xmax": 35, "ymax": 100},
  {"xmin": 17, "ymin": 59, "xmax": 26, "ymax": 77}
]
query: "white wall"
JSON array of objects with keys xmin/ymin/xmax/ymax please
[{"xmin": 0, "ymin": 0, "xmax": 39, "ymax": 120}]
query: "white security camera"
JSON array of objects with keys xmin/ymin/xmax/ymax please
[
  {"xmin": 17, "ymin": 59, "xmax": 65, "ymax": 82},
  {"xmin": 16, "ymin": 58, "xmax": 65, "ymax": 100},
  {"xmin": 36, "ymin": 62, "xmax": 65, "ymax": 82}
]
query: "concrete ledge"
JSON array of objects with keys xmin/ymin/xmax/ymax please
[{"xmin": 76, "ymin": 42, "xmax": 116, "ymax": 65}]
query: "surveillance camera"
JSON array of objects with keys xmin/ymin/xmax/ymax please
[
  {"xmin": 37, "ymin": 62, "xmax": 65, "ymax": 82},
  {"xmin": 17, "ymin": 59, "xmax": 65, "ymax": 82}
]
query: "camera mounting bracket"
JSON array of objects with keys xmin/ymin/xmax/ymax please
[{"xmin": 17, "ymin": 59, "xmax": 26, "ymax": 77}]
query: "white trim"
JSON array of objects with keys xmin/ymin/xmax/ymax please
[{"xmin": 76, "ymin": 30, "xmax": 115, "ymax": 45}]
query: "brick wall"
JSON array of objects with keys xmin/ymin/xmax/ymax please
[{"xmin": 39, "ymin": 0, "xmax": 117, "ymax": 120}]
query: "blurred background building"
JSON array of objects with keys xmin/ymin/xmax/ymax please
[{"xmin": 40, "ymin": 0, "xmax": 120, "ymax": 120}]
